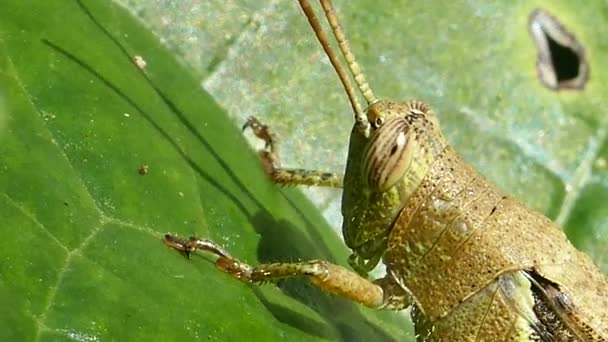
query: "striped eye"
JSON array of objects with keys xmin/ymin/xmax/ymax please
[
  {"xmin": 362, "ymin": 117, "xmax": 414, "ymax": 192},
  {"xmin": 373, "ymin": 117, "xmax": 384, "ymax": 128}
]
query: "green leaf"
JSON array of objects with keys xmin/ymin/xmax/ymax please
[
  {"xmin": 0, "ymin": 0, "xmax": 410, "ymax": 340},
  {"xmin": 3, "ymin": 0, "xmax": 608, "ymax": 341}
]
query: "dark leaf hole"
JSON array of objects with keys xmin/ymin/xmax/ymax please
[
  {"xmin": 529, "ymin": 9, "xmax": 588, "ymax": 90},
  {"xmin": 545, "ymin": 32, "xmax": 579, "ymax": 81}
]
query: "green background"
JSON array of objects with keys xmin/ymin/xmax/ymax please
[{"xmin": 1, "ymin": 0, "xmax": 607, "ymax": 341}]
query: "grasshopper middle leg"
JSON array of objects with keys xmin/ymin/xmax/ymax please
[
  {"xmin": 243, "ymin": 116, "xmax": 343, "ymax": 188},
  {"xmin": 163, "ymin": 234, "xmax": 410, "ymax": 310}
]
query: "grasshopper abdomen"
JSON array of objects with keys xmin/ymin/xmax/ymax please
[{"xmin": 383, "ymin": 137, "xmax": 608, "ymax": 339}]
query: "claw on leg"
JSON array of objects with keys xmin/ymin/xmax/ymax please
[
  {"xmin": 242, "ymin": 116, "xmax": 281, "ymax": 176},
  {"xmin": 163, "ymin": 234, "xmax": 252, "ymax": 282},
  {"xmin": 163, "ymin": 234, "xmax": 230, "ymax": 259},
  {"xmin": 242, "ymin": 116, "xmax": 276, "ymax": 152}
]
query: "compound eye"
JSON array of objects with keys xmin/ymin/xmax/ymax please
[
  {"xmin": 362, "ymin": 117, "xmax": 415, "ymax": 192},
  {"xmin": 373, "ymin": 117, "xmax": 385, "ymax": 129}
]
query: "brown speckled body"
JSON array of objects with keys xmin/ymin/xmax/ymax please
[
  {"xmin": 388, "ymin": 146, "xmax": 608, "ymax": 340},
  {"xmin": 342, "ymin": 100, "xmax": 608, "ymax": 340}
]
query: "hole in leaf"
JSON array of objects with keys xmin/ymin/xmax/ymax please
[{"xmin": 529, "ymin": 9, "xmax": 588, "ymax": 90}]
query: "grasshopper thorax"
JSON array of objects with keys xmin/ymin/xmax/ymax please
[{"xmin": 341, "ymin": 99, "xmax": 448, "ymax": 275}]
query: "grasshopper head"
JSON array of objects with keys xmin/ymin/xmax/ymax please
[
  {"xmin": 341, "ymin": 99, "xmax": 448, "ymax": 275},
  {"xmin": 294, "ymin": 0, "xmax": 448, "ymax": 274}
]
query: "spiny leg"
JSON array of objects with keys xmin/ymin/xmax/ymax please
[
  {"xmin": 163, "ymin": 234, "xmax": 413, "ymax": 310},
  {"xmin": 242, "ymin": 116, "xmax": 343, "ymax": 188}
]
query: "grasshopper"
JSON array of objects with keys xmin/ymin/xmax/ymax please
[{"xmin": 165, "ymin": 0, "xmax": 608, "ymax": 340}]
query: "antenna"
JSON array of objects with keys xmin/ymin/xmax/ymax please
[{"xmin": 298, "ymin": 0, "xmax": 376, "ymax": 136}]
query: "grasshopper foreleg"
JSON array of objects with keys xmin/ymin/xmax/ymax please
[
  {"xmin": 164, "ymin": 234, "xmax": 411, "ymax": 310},
  {"xmin": 243, "ymin": 116, "xmax": 343, "ymax": 188}
]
